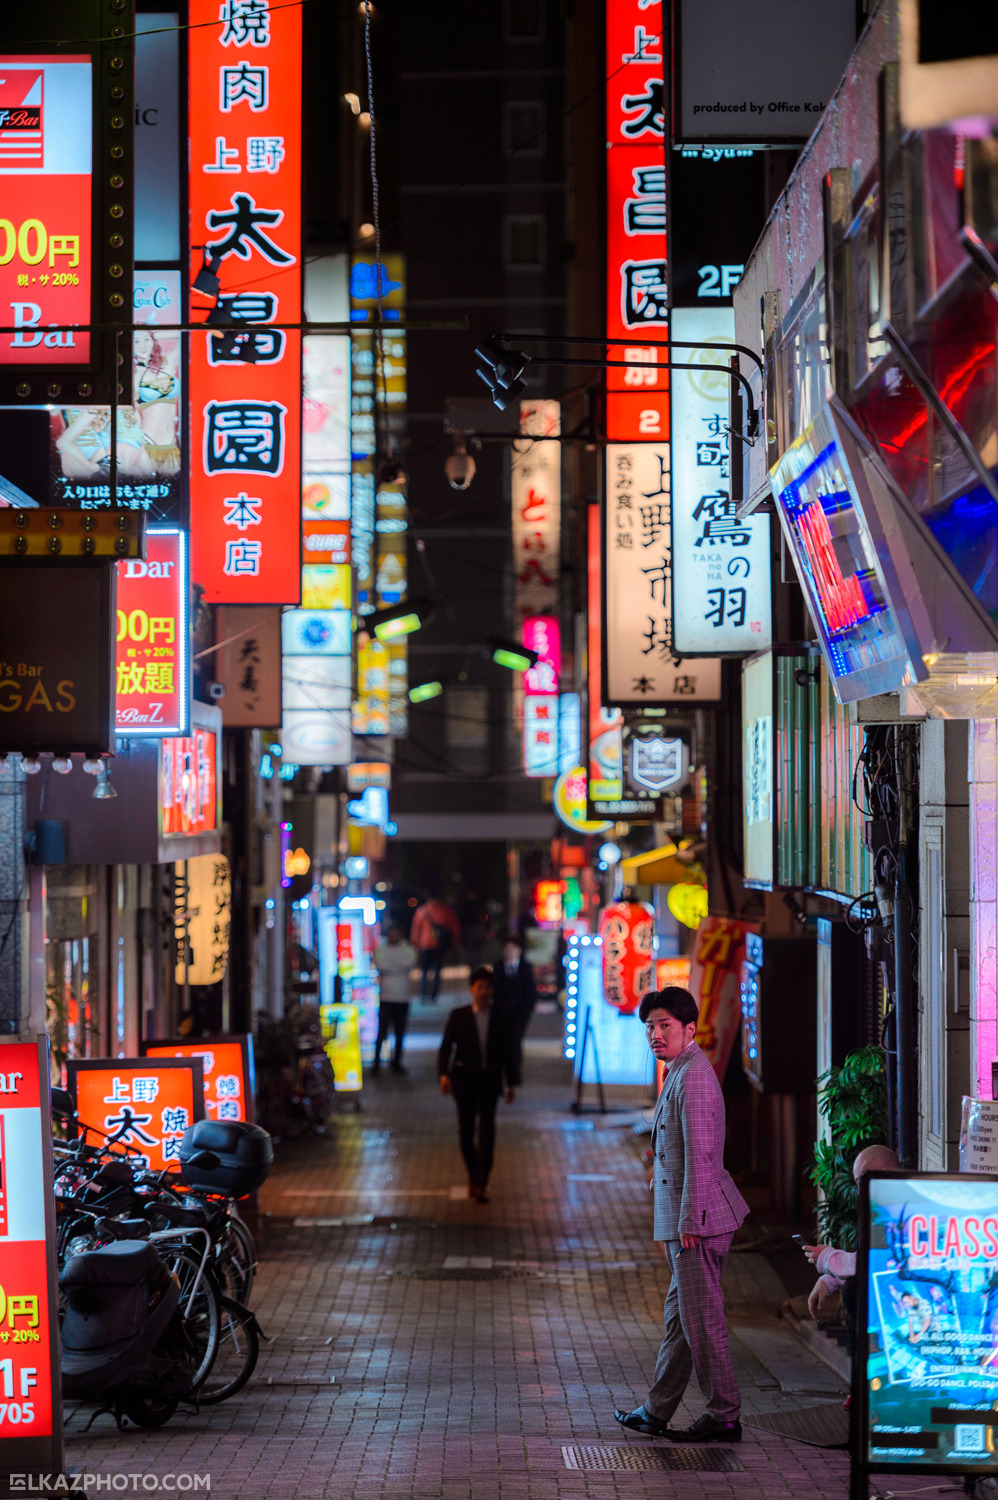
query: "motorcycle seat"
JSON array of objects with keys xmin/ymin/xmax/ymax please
[{"xmin": 61, "ymin": 1240, "xmax": 164, "ymax": 1288}]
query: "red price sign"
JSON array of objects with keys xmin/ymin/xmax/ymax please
[
  {"xmin": 0, "ymin": 1037, "xmax": 62, "ymax": 1470},
  {"xmin": 188, "ymin": 0, "xmax": 303, "ymax": 605},
  {"xmin": 68, "ymin": 1058, "xmax": 206, "ymax": 1174},
  {"xmin": 144, "ymin": 1037, "xmax": 254, "ymax": 1125},
  {"xmin": 115, "ymin": 527, "xmax": 190, "ymax": 736}
]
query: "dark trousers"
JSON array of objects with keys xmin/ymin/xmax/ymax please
[
  {"xmin": 454, "ymin": 1086, "xmax": 500, "ymax": 1188},
  {"xmin": 375, "ymin": 1001, "xmax": 409, "ymax": 1066},
  {"xmin": 419, "ymin": 947, "xmax": 445, "ymax": 999}
]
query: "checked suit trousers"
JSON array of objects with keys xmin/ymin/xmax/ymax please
[{"xmin": 644, "ymin": 1233, "xmax": 740, "ymax": 1424}]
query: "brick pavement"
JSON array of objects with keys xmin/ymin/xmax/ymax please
[{"xmin": 62, "ymin": 997, "xmax": 858, "ymax": 1499}]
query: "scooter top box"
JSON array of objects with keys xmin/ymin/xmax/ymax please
[{"xmin": 178, "ymin": 1118, "xmax": 274, "ymax": 1197}]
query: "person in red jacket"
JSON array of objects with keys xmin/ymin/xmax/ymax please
[{"xmin": 410, "ymin": 895, "xmax": 462, "ymax": 1002}]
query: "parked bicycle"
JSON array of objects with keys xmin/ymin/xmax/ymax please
[{"xmin": 255, "ymin": 1007, "xmax": 336, "ymax": 1140}]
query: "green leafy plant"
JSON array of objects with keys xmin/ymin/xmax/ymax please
[{"xmin": 809, "ymin": 1045, "xmax": 889, "ymax": 1250}]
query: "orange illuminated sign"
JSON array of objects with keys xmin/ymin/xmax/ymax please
[
  {"xmin": 188, "ymin": 0, "xmax": 302, "ymax": 604},
  {"xmin": 68, "ymin": 1057, "xmax": 206, "ymax": 1174},
  {"xmin": 535, "ymin": 880, "xmax": 566, "ymax": 924},
  {"xmin": 144, "ymin": 1037, "xmax": 254, "ymax": 1124},
  {"xmin": 161, "ymin": 728, "xmax": 218, "ymax": 836}
]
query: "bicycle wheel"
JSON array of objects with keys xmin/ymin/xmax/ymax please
[
  {"xmin": 301, "ymin": 1057, "xmax": 336, "ymax": 1135},
  {"xmin": 163, "ymin": 1246, "xmax": 221, "ymax": 1390},
  {"xmin": 217, "ymin": 1213, "xmax": 256, "ymax": 1305},
  {"xmin": 196, "ymin": 1296, "xmax": 259, "ymax": 1405}
]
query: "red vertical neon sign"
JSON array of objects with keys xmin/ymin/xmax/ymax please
[
  {"xmin": 605, "ymin": 0, "xmax": 668, "ymax": 443},
  {"xmin": 188, "ymin": 0, "xmax": 302, "ymax": 604}
]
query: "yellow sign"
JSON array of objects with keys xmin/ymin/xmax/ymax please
[
  {"xmin": 176, "ymin": 854, "xmax": 231, "ymax": 985},
  {"xmin": 320, "ymin": 1003, "xmax": 363, "ymax": 1091},
  {"xmin": 666, "ymin": 883, "xmax": 709, "ymax": 930},
  {"xmin": 553, "ymin": 765, "xmax": 612, "ymax": 834},
  {"xmin": 283, "ymin": 846, "xmax": 310, "ymax": 878}
]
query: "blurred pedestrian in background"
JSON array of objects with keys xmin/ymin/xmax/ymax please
[
  {"xmin": 438, "ymin": 965, "xmax": 520, "ymax": 1203},
  {"xmin": 492, "ymin": 931, "xmax": 537, "ymax": 1045},
  {"xmin": 372, "ymin": 924, "xmax": 417, "ymax": 1074},
  {"xmin": 410, "ymin": 893, "xmax": 462, "ymax": 1002}
]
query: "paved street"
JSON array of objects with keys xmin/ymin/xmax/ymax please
[{"xmin": 64, "ymin": 1001, "xmax": 854, "ymax": 1498}]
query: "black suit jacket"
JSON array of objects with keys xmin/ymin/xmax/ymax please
[
  {"xmin": 437, "ymin": 1004, "xmax": 521, "ymax": 1096},
  {"xmin": 492, "ymin": 957, "xmax": 537, "ymax": 1020}
]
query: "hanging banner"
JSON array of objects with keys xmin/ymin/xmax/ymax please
[
  {"xmin": 115, "ymin": 526, "xmax": 190, "ymax": 737},
  {"xmin": 0, "ymin": 1037, "xmax": 63, "ymax": 1475},
  {"xmin": 605, "ymin": 0, "xmax": 669, "ymax": 443},
  {"xmin": 512, "ymin": 400, "xmax": 561, "ymax": 625},
  {"xmin": 688, "ymin": 916, "xmax": 758, "ymax": 1081},
  {"xmin": 603, "ymin": 444, "xmax": 722, "ymax": 704},
  {"xmin": 188, "ymin": 0, "xmax": 303, "ymax": 604},
  {"xmin": 67, "ymin": 1057, "xmax": 206, "ymax": 1173},
  {"xmin": 670, "ymin": 306, "xmax": 771, "ymax": 653},
  {"xmin": 171, "ymin": 853, "xmax": 231, "ymax": 987}
]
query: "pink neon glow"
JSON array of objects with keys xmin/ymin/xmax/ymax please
[
  {"xmin": 797, "ymin": 502, "xmax": 871, "ymax": 635},
  {"xmin": 523, "ymin": 616, "xmax": 561, "ymax": 695},
  {"xmin": 972, "ymin": 721, "xmax": 998, "ymax": 1098}
]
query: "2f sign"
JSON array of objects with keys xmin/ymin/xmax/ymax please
[{"xmin": 697, "ymin": 264, "xmax": 744, "ymax": 298}]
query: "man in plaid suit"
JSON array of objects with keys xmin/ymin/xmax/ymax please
[{"xmin": 615, "ymin": 986, "xmax": 749, "ymax": 1443}]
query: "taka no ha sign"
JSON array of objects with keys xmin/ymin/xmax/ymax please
[
  {"xmin": 68, "ymin": 1058, "xmax": 206, "ymax": 1174},
  {"xmin": 188, "ymin": 0, "xmax": 302, "ymax": 605},
  {"xmin": 0, "ymin": 1038, "xmax": 63, "ymax": 1473},
  {"xmin": 0, "ymin": 56, "xmax": 92, "ymax": 366},
  {"xmin": 115, "ymin": 526, "xmax": 190, "ymax": 736}
]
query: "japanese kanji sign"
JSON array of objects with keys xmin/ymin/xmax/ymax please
[
  {"xmin": 144, "ymin": 1036, "xmax": 254, "ymax": 1126},
  {"xmin": 0, "ymin": 1037, "xmax": 62, "ymax": 1470},
  {"xmin": 670, "ymin": 307, "xmax": 771, "ymax": 653},
  {"xmin": 603, "ymin": 444, "xmax": 722, "ymax": 704},
  {"xmin": 188, "ymin": 0, "xmax": 302, "ymax": 603},
  {"xmin": 688, "ymin": 917, "xmax": 758, "ymax": 1081},
  {"xmin": 68, "ymin": 1057, "xmax": 206, "ymax": 1174},
  {"xmin": 215, "ymin": 604, "xmax": 282, "ymax": 726},
  {"xmin": 605, "ymin": 1, "xmax": 668, "ymax": 443},
  {"xmin": 511, "ymin": 400, "xmax": 561, "ymax": 625},
  {"xmin": 522, "ymin": 616, "xmax": 560, "ymax": 778},
  {"xmin": 115, "ymin": 526, "xmax": 190, "ymax": 736},
  {"xmin": 170, "ymin": 854, "xmax": 231, "ymax": 988}
]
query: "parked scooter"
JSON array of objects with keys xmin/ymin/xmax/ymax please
[{"xmin": 59, "ymin": 1149, "xmax": 221, "ymax": 1429}]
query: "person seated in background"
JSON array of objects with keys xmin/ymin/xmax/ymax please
[
  {"xmin": 491, "ymin": 931, "xmax": 537, "ymax": 1045},
  {"xmin": 805, "ymin": 1143, "xmax": 900, "ymax": 1319},
  {"xmin": 372, "ymin": 924, "xmax": 417, "ymax": 1074}
]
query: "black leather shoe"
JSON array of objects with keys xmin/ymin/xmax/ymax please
[
  {"xmin": 614, "ymin": 1405, "xmax": 669, "ymax": 1437},
  {"xmin": 666, "ymin": 1414, "xmax": 742, "ymax": 1443}
]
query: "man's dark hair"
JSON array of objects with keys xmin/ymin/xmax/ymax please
[
  {"xmin": 469, "ymin": 965, "xmax": 494, "ymax": 986},
  {"xmin": 638, "ymin": 986, "xmax": 699, "ymax": 1028},
  {"xmin": 500, "ymin": 931, "xmax": 523, "ymax": 948}
]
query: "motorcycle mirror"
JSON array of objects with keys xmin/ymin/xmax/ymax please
[
  {"xmin": 185, "ymin": 1150, "xmax": 221, "ymax": 1170},
  {"xmin": 51, "ymin": 1087, "xmax": 76, "ymax": 1118}
]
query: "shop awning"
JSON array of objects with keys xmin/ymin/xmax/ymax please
[{"xmin": 620, "ymin": 844, "xmax": 691, "ymax": 887}]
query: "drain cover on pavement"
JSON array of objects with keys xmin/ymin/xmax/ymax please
[
  {"xmin": 744, "ymin": 1403, "xmax": 849, "ymax": 1448},
  {"xmin": 562, "ymin": 1446, "xmax": 743, "ymax": 1472}
]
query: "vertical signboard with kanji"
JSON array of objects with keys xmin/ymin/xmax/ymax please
[
  {"xmin": 0, "ymin": 1037, "xmax": 62, "ymax": 1479},
  {"xmin": 605, "ymin": 0, "xmax": 668, "ymax": 444},
  {"xmin": 188, "ymin": 0, "xmax": 302, "ymax": 604},
  {"xmin": 522, "ymin": 616, "xmax": 560, "ymax": 777},
  {"xmin": 115, "ymin": 526, "xmax": 190, "ymax": 735},
  {"xmin": 68, "ymin": 1058, "xmax": 206, "ymax": 1173}
]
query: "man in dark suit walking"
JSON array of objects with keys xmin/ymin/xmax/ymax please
[
  {"xmin": 492, "ymin": 932, "xmax": 538, "ymax": 1045},
  {"xmin": 615, "ymin": 986, "xmax": 749, "ymax": 1444},
  {"xmin": 438, "ymin": 965, "xmax": 520, "ymax": 1203}
]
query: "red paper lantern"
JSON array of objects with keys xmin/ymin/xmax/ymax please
[{"xmin": 599, "ymin": 900, "xmax": 656, "ymax": 1014}]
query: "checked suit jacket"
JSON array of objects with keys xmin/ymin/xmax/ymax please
[{"xmin": 651, "ymin": 1040, "xmax": 749, "ymax": 1242}]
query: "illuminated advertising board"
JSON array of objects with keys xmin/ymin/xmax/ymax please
[
  {"xmin": 522, "ymin": 615, "xmax": 560, "ymax": 778},
  {"xmin": 115, "ymin": 526, "xmax": 189, "ymax": 736},
  {"xmin": 603, "ymin": 444, "xmax": 722, "ymax": 705},
  {"xmin": 172, "ymin": 853, "xmax": 231, "ymax": 987},
  {"xmin": 0, "ymin": 1037, "xmax": 62, "ymax": 1475},
  {"xmin": 49, "ymin": 271, "xmax": 183, "ymax": 517},
  {"xmin": 512, "ymin": 401, "xmax": 561, "ymax": 625},
  {"xmin": 769, "ymin": 401, "xmax": 923, "ymax": 702},
  {"xmin": 605, "ymin": 0, "xmax": 668, "ymax": 444},
  {"xmin": 188, "ymin": 0, "xmax": 302, "ymax": 605},
  {"xmin": 161, "ymin": 728, "xmax": 218, "ymax": 836},
  {"xmin": 0, "ymin": 564, "xmax": 114, "ymax": 755},
  {"xmin": 281, "ymin": 608, "xmax": 352, "ymax": 765},
  {"xmin": 670, "ymin": 307, "xmax": 771, "ymax": 653},
  {"xmin": 0, "ymin": 56, "xmax": 92, "ymax": 366},
  {"xmin": 69, "ymin": 1058, "xmax": 205, "ymax": 1174},
  {"xmin": 742, "ymin": 651, "xmax": 775, "ymax": 887},
  {"xmin": 855, "ymin": 1171, "xmax": 998, "ymax": 1488},
  {"xmin": 143, "ymin": 1035, "xmax": 254, "ymax": 1124}
]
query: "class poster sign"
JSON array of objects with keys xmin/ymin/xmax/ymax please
[
  {"xmin": 0, "ymin": 1037, "xmax": 62, "ymax": 1472},
  {"xmin": 857, "ymin": 1172, "xmax": 998, "ymax": 1485},
  {"xmin": 67, "ymin": 1058, "xmax": 205, "ymax": 1174},
  {"xmin": 115, "ymin": 527, "xmax": 190, "ymax": 736},
  {"xmin": 143, "ymin": 1036, "xmax": 254, "ymax": 1124},
  {"xmin": 0, "ymin": 56, "xmax": 92, "ymax": 365}
]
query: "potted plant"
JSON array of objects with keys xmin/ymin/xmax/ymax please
[{"xmin": 810, "ymin": 1045, "xmax": 889, "ymax": 1250}]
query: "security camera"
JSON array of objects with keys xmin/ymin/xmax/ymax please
[
  {"xmin": 445, "ymin": 447, "xmax": 477, "ymax": 491},
  {"xmin": 208, "ymin": 681, "xmax": 226, "ymax": 701}
]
